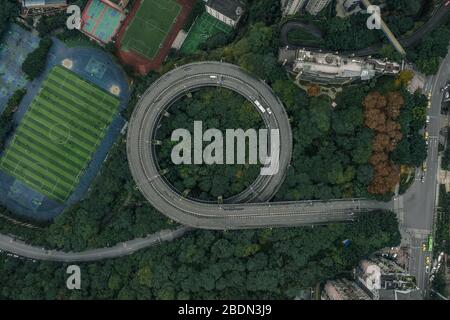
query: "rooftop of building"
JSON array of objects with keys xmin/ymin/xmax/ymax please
[
  {"xmin": 22, "ymin": 0, "xmax": 67, "ymax": 7},
  {"xmin": 287, "ymin": 49, "xmax": 400, "ymax": 83},
  {"xmin": 206, "ymin": 0, "xmax": 246, "ymax": 20},
  {"xmin": 294, "ymin": 50, "xmax": 376, "ymax": 80}
]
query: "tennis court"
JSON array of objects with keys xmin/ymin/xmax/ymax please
[
  {"xmin": 0, "ymin": 65, "xmax": 120, "ymax": 203},
  {"xmin": 82, "ymin": 0, "xmax": 125, "ymax": 43},
  {"xmin": 120, "ymin": 0, "xmax": 182, "ymax": 59},
  {"xmin": 181, "ymin": 12, "xmax": 232, "ymax": 54}
]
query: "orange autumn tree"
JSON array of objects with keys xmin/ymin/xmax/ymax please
[
  {"xmin": 307, "ymin": 84, "xmax": 321, "ymax": 97},
  {"xmin": 363, "ymin": 91, "xmax": 405, "ymax": 195}
]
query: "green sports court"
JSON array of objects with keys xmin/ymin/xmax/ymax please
[
  {"xmin": 0, "ymin": 65, "xmax": 120, "ymax": 203},
  {"xmin": 181, "ymin": 12, "xmax": 233, "ymax": 55},
  {"xmin": 120, "ymin": 0, "xmax": 182, "ymax": 59}
]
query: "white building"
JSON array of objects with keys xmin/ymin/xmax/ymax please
[
  {"xmin": 305, "ymin": 0, "xmax": 331, "ymax": 15},
  {"xmin": 282, "ymin": 48, "xmax": 400, "ymax": 85},
  {"xmin": 21, "ymin": 0, "xmax": 67, "ymax": 8},
  {"xmin": 205, "ymin": 0, "xmax": 245, "ymax": 28},
  {"xmin": 359, "ymin": 260, "xmax": 382, "ymax": 291},
  {"xmin": 280, "ymin": 0, "xmax": 308, "ymax": 16}
]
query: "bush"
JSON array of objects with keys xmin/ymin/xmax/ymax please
[
  {"xmin": 22, "ymin": 37, "xmax": 53, "ymax": 80},
  {"xmin": 0, "ymin": 89, "xmax": 26, "ymax": 150},
  {"xmin": 205, "ymin": 32, "xmax": 233, "ymax": 51}
]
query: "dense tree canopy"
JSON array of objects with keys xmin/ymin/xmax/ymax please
[
  {"xmin": 274, "ymin": 84, "xmax": 375, "ymax": 201},
  {"xmin": 407, "ymin": 20, "xmax": 450, "ymax": 75},
  {"xmin": 362, "ymin": 86, "xmax": 426, "ymax": 195},
  {"xmin": 0, "ymin": 89, "xmax": 26, "ymax": 150},
  {"xmin": 156, "ymin": 88, "xmax": 263, "ymax": 201},
  {"xmin": 323, "ymin": 14, "xmax": 384, "ymax": 51},
  {"xmin": 22, "ymin": 37, "xmax": 53, "ymax": 81},
  {"xmin": 0, "ymin": 0, "xmax": 19, "ymax": 39},
  {"xmin": 0, "ymin": 210, "xmax": 400, "ymax": 299},
  {"xmin": 391, "ymin": 90, "xmax": 428, "ymax": 167}
]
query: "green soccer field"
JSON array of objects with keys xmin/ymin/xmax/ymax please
[
  {"xmin": 181, "ymin": 12, "xmax": 233, "ymax": 55},
  {"xmin": 0, "ymin": 65, "xmax": 120, "ymax": 203},
  {"xmin": 120, "ymin": 0, "xmax": 182, "ymax": 59}
]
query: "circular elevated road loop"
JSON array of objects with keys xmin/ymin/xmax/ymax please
[{"xmin": 127, "ymin": 61, "xmax": 385, "ymax": 230}]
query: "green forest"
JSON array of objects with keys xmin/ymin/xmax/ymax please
[
  {"xmin": 407, "ymin": 19, "xmax": 450, "ymax": 75},
  {"xmin": 0, "ymin": 0, "xmax": 19, "ymax": 38},
  {"xmin": 156, "ymin": 88, "xmax": 263, "ymax": 200},
  {"xmin": 0, "ymin": 210, "xmax": 400, "ymax": 299}
]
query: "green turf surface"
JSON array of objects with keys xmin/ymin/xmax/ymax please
[
  {"xmin": 181, "ymin": 12, "xmax": 233, "ymax": 55},
  {"xmin": 0, "ymin": 65, "xmax": 120, "ymax": 203},
  {"xmin": 120, "ymin": 0, "xmax": 182, "ymax": 59}
]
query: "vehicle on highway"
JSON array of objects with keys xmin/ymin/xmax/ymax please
[
  {"xmin": 421, "ymin": 175, "xmax": 425, "ymax": 183},
  {"xmin": 426, "ymin": 256, "xmax": 431, "ymax": 266},
  {"xmin": 423, "ymin": 163, "xmax": 428, "ymax": 173},
  {"xmin": 427, "ymin": 101, "xmax": 432, "ymax": 109},
  {"xmin": 426, "ymin": 116, "xmax": 430, "ymax": 123},
  {"xmin": 425, "ymin": 131, "xmax": 429, "ymax": 145},
  {"xmin": 422, "ymin": 243, "xmax": 427, "ymax": 252},
  {"xmin": 444, "ymin": 91, "xmax": 450, "ymax": 102},
  {"xmin": 267, "ymin": 108, "xmax": 273, "ymax": 115},
  {"xmin": 441, "ymin": 83, "xmax": 450, "ymax": 92},
  {"xmin": 428, "ymin": 235, "xmax": 433, "ymax": 252},
  {"xmin": 254, "ymin": 100, "xmax": 266, "ymax": 113},
  {"xmin": 425, "ymin": 265, "xmax": 430, "ymax": 273}
]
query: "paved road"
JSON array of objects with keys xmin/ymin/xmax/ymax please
[
  {"xmin": 127, "ymin": 61, "xmax": 388, "ymax": 230},
  {"xmin": 0, "ymin": 226, "xmax": 193, "ymax": 262},
  {"xmin": 400, "ymin": 47, "xmax": 450, "ymax": 294},
  {"xmin": 280, "ymin": 2, "xmax": 450, "ymax": 56}
]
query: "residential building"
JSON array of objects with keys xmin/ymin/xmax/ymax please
[
  {"xmin": 205, "ymin": 0, "xmax": 245, "ymax": 28},
  {"xmin": 322, "ymin": 279, "xmax": 372, "ymax": 300},
  {"xmin": 279, "ymin": 48, "xmax": 400, "ymax": 85},
  {"xmin": 356, "ymin": 257, "xmax": 418, "ymax": 300},
  {"xmin": 305, "ymin": 0, "xmax": 331, "ymax": 15},
  {"xmin": 322, "ymin": 255, "xmax": 418, "ymax": 300},
  {"xmin": 280, "ymin": 0, "xmax": 308, "ymax": 16}
]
